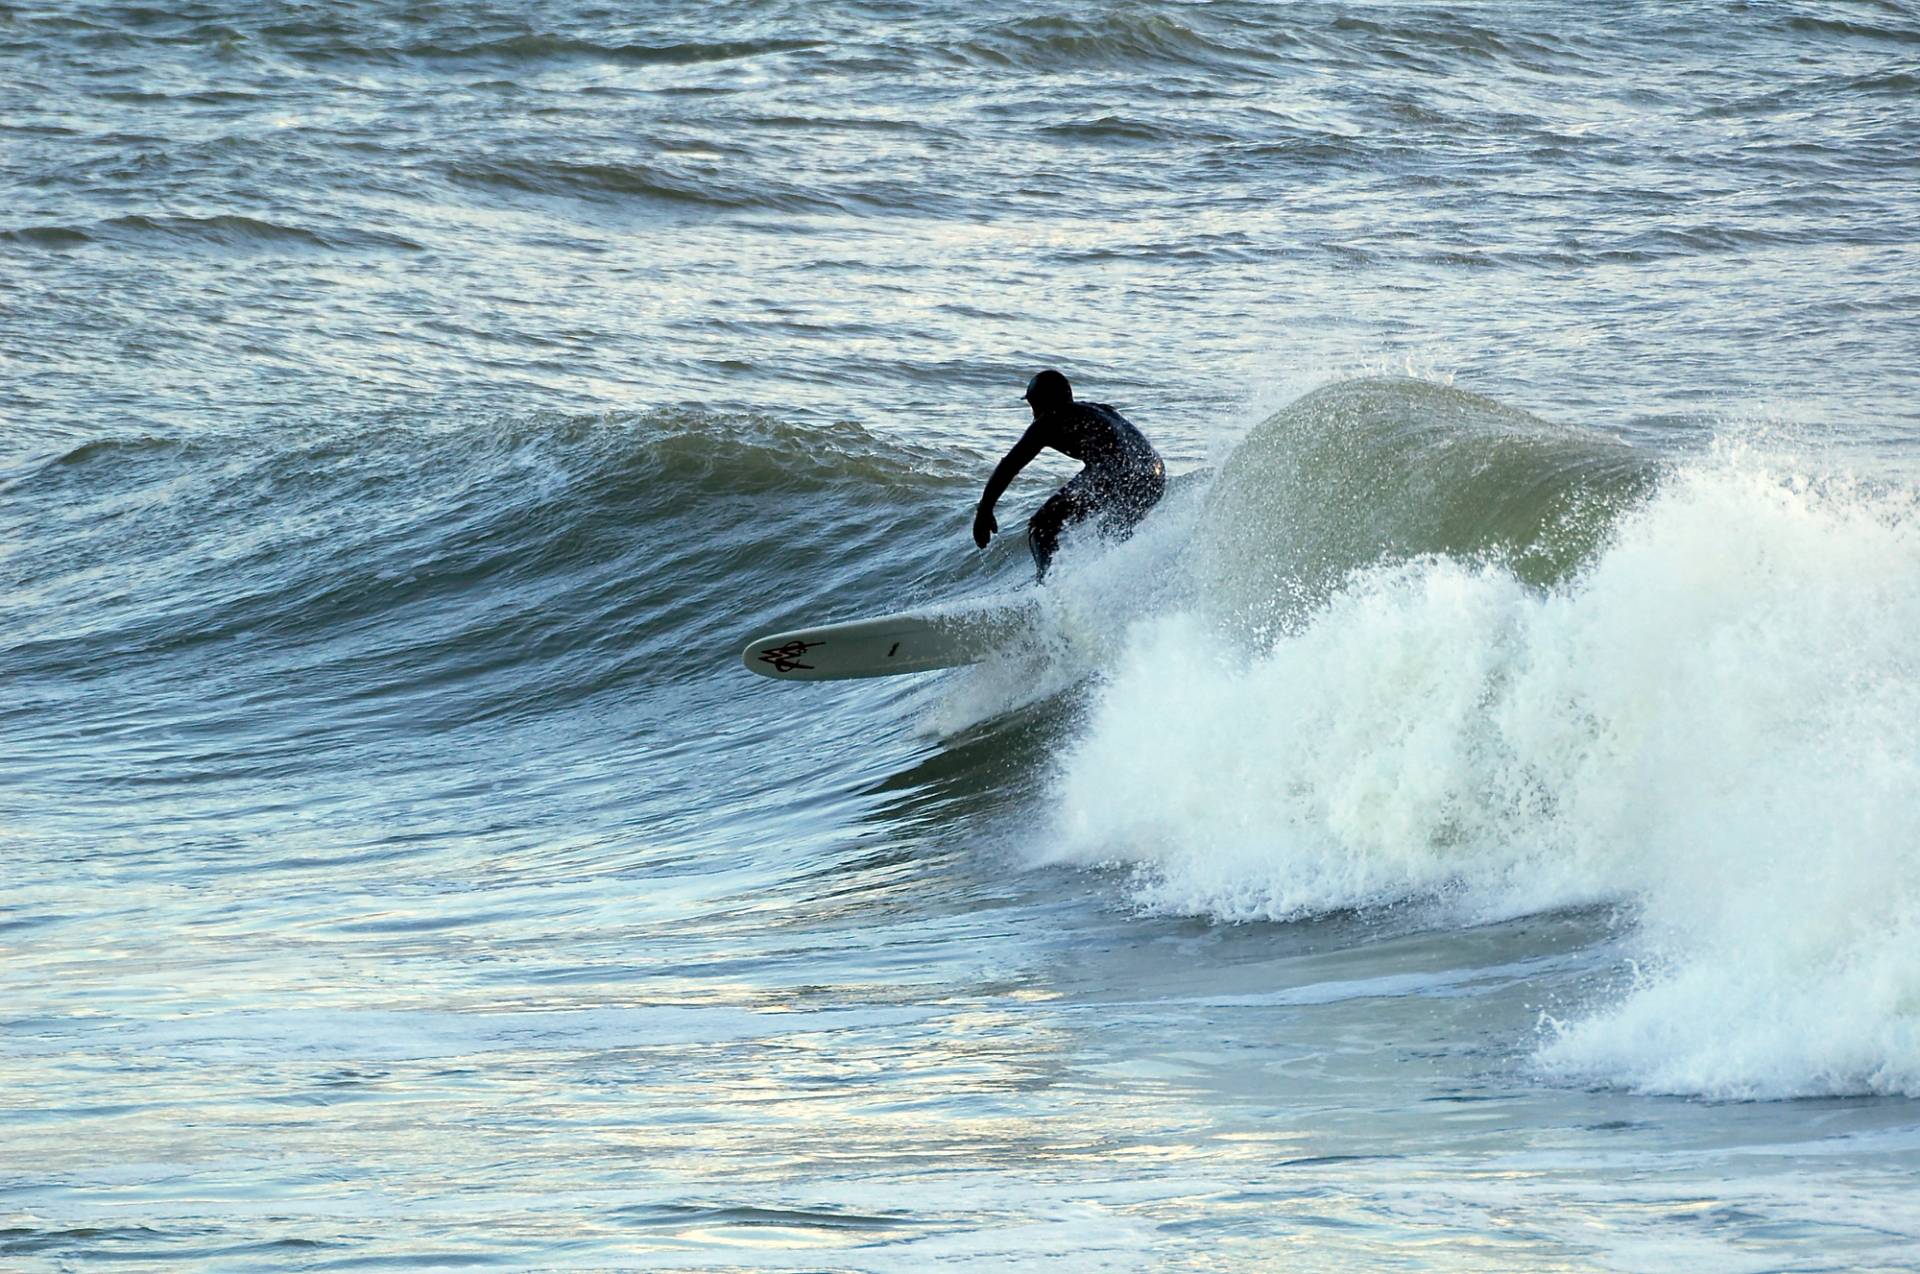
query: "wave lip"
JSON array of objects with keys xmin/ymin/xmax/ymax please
[
  {"xmin": 1196, "ymin": 377, "xmax": 1651, "ymax": 635},
  {"xmin": 1053, "ymin": 392, "xmax": 1920, "ymax": 1101}
]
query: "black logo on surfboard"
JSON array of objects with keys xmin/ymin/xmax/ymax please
[{"xmin": 757, "ymin": 639, "xmax": 823, "ymax": 674}]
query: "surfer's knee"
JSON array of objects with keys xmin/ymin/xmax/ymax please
[
  {"xmin": 1027, "ymin": 491, "xmax": 1074, "ymax": 578},
  {"xmin": 1028, "ymin": 513, "xmax": 1061, "ymax": 576},
  {"xmin": 1029, "ymin": 491, "xmax": 1070, "ymax": 539},
  {"xmin": 1029, "ymin": 535, "xmax": 1052, "ymax": 580}
]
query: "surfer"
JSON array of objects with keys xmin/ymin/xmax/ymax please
[{"xmin": 971, "ymin": 369, "xmax": 1167, "ymax": 580}]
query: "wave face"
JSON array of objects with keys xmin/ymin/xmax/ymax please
[
  {"xmin": 1051, "ymin": 383, "xmax": 1920, "ymax": 1100},
  {"xmin": 0, "ymin": 408, "xmax": 986, "ymax": 851}
]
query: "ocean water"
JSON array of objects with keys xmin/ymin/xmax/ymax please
[{"xmin": 5, "ymin": 1, "xmax": 1920, "ymax": 1269}]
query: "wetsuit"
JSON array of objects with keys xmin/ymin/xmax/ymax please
[{"xmin": 977, "ymin": 400, "xmax": 1166, "ymax": 579}]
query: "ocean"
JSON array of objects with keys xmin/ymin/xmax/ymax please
[{"xmin": 5, "ymin": 1, "xmax": 1920, "ymax": 1269}]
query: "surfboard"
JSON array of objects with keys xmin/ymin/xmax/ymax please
[{"xmin": 742, "ymin": 600, "xmax": 1037, "ymax": 681}]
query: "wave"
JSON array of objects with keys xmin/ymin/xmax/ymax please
[
  {"xmin": 1785, "ymin": 13, "xmax": 1920, "ymax": 46},
  {"xmin": 956, "ymin": 12, "xmax": 1299, "ymax": 74},
  {"xmin": 443, "ymin": 155, "xmax": 817, "ymax": 212},
  {"xmin": 1326, "ymin": 12, "xmax": 1580, "ymax": 72},
  {"xmin": 24, "ymin": 381, "xmax": 1920, "ymax": 1102},
  {"xmin": 417, "ymin": 35, "xmax": 821, "ymax": 67},
  {"xmin": 9, "ymin": 6, "xmax": 821, "ymax": 61},
  {"xmin": 1047, "ymin": 385, "xmax": 1920, "ymax": 1100},
  {"xmin": 1, "ymin": 214, "xmax": 423, "ymax": 254}
]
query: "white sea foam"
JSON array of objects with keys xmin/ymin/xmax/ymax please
[{"xmin": 1050, "ymin": 445, "xmax": 1920, "ymax": 1098}]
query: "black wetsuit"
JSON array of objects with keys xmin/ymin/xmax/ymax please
[{"xmin": 978, "ymin": 400, "xmax": 1166, "ymax": 579}]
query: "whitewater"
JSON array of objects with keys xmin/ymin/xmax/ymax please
[
  {"xmin": 1057, "ymin": 384, "xmax": 1920, "ymax": 1102},
  {"xmin": 6, "ymin": 1, "xmax": 1920, "ymax": 1270}
]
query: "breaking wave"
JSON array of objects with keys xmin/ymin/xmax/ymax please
[{"xmin": 1049, "ymin": 381, "xmax": 1920, "ymax": 1100}]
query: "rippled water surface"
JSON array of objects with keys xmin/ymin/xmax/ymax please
[{"xmin": 5, "ymin": 2, "xmax": 1920, "ymax": 1269}]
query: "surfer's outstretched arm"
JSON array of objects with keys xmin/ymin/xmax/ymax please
[{"xmin": 974, "ymin": 427, "xmax": 1043, "ymax": 548}]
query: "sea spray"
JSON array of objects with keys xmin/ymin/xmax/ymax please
[{"xmin": 925, "ymin": 472, "xmax": 1211, "ymax": 735}]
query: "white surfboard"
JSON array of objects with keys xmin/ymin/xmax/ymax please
[{"xmin": 742, "ymin": 600, "xmax": 1037, "ymax": 681}]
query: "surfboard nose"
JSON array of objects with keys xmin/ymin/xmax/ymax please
[{"xmin": 743, "ymin": 633, "xmax": 828, "ymax": 679}]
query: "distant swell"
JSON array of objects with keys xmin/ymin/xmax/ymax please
[
  {"xmin": 419, "ymin": 35, "xmax": 821, "ymax": 65},
  {"xmin": 445, "ymin": 157, "xmax": 830, "ymax": 213},
  {"xmin": 960, "ymin": 12, "xmax": 1298, "ymax": 72},
  {"xmin": 3, "ymin": 215, "xmax": 423, "ymax": 253}
]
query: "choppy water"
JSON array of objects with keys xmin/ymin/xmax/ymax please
[{"xmin": 6, "ymin": 2, "xmax": 1920, "ymax": 1269}]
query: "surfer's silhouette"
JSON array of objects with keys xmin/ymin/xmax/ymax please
[{"xmin": 972, "ymin": 369, "xmax": 1166, "ymax": 581}]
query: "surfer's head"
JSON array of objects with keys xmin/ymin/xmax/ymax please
[{"xmin": 1023, "ymin": 368, "xmax": 1072, "ymax": 417}]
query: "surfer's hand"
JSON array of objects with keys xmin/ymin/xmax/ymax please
[{"xmin": 972, "ymin": 506, "xmax": 997, "ymax": 549}]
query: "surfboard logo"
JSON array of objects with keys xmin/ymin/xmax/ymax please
[{"xmin": 756, "ymin": 639, "xmax": 823, "ymax": 673}]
